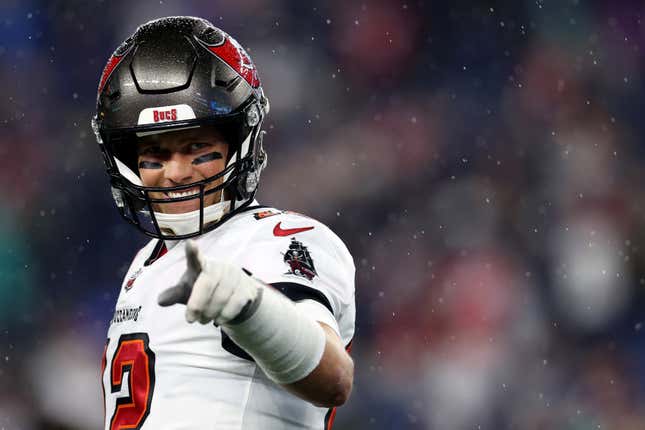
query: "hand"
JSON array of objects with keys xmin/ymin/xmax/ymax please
[{"xmin": 158, "ymin": 240, "xmax": 259, "ymax": 325}]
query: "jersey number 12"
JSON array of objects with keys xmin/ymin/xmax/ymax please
[{"xmin": 103, "ymin": 333, "xmax": 156, "ymax": 430}]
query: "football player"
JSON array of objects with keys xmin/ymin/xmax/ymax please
[{"xmin": 93, "ymin": 16, "xmax": 355, "ymax": 429}]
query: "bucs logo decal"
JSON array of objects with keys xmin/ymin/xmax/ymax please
[{"xmin": 283, "ymin": 238, "xmax": 317, "ymax": 281}]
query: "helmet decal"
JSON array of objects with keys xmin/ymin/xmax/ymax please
[
  {"xmin": 97, "ymin": 38, "xmax": 134, "ymax": 95},
  {"xmin": 198, "ymin": 36, "xmax": 260, "ymax": 88},
  {"xmin": 97, "ymin": 54, "xmax": 125, "ymax": 95},
  {"xmin": 137, "ymin": 104, "xmax": 197, "ymax": 125}
]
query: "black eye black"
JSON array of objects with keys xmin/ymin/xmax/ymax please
[
  {"xmin": 192, "ymin": 152, "xmax": 223, "ymax": 165},
  {"xmin": 138, "ymin": 160, "xmax": 163, "ymax": 169}
]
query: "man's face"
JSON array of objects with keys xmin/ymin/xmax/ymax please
[{"xmin": 137, "ymin": 126, "xmax": 229, "ymax": 214}]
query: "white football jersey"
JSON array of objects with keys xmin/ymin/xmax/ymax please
[{"xmin": 101, "ymin": 203, "xmax": 356, "ymax": 430}]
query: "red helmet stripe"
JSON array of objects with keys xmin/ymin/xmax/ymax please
[
  {"xmin": 206, "ymin": 38, "xmax": 260, "ymax": 88},
  {"xmin": 98, "ymin": 54, "xmax": 125, "ymax": 94}
]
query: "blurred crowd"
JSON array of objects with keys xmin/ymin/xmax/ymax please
[{"xmin": 2, "ymin": 0, "xmax": 645, "ymax": 429}]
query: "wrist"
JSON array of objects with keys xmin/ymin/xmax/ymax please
[{"xmin": 226, "ymin": 282, "xmax": 262, "ymax": 325}]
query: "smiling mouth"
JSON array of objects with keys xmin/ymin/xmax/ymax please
[{"xmin": 164, "ymin": 188, "xmax": 200, "ymax": 199}]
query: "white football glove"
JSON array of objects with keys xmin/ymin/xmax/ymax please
[{"xmin": 158, "ymin": 240, "xmax": 259, "ymax": 325}]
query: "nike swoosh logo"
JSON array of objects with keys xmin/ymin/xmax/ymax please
[{"xmin": 273, "ymin": 222, "xmax": 314, "ymax": 236}]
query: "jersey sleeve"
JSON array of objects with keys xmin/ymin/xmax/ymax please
[{"xmin": 237, "ymin": 212, "xmax": 356, "ymax": 345}]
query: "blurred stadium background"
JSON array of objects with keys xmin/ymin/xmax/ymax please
[{"xmin": 2, "ymin": 0, "xmax": 645, "ymax": 428}]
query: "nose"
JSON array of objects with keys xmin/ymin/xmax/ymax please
[{"xmin": 163, "ymin": 154, "xmax": 194, "ymax": 184}]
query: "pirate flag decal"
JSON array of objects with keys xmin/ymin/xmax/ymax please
[{"xmin": 283, "ymin": 238, "xmax": 317, "ymax": 281}]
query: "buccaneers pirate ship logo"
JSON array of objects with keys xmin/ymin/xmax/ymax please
[{"xmin": 283, "ymin": 238, "xmax": 317, "ymax": 281}]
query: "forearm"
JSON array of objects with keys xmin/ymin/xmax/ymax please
[
  {"xmin": 158, "ymin": 244, "xmax": 354, "ymax": 407},
  {"xmin": 222, "ymin": 285, "xmax": 353, "ymax": 407},
  {"xmin": 283, "ymin": 324, "xmax": 354, "ymax": 407}
]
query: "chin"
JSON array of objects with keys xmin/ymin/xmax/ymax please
[{"xmin": 164, "ymin": 205, "xmax": 200, "ymax": 214}]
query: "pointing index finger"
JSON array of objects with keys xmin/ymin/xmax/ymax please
[{"xmin": 185, "ymin": 240, "xmax": 203, "ymax": 274}]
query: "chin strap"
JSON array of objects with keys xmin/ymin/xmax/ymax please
[
  {"xmin": 152, "ymin": 199, "xmax": 232, "ymax": 236},
  {"xmin": 112, "ymin": 156, "xmax": 229, "ymax": 235}
]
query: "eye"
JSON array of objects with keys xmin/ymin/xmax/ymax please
[
  {"xmin": 188, "ymin": 142, "xmax": 211, "ymax": 152},
  {"xmin": 138, "ymin": 145, "xmax": 163, "ymax": 156}
]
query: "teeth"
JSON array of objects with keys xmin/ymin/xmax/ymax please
[{"xmin": 167, "ymin": 190, "xmax": 198, "ymax": 198}]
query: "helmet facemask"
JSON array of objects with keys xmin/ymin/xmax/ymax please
[{"xmin": 93, "ymin": 101, "xmax": 266, "ymax": 239}]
